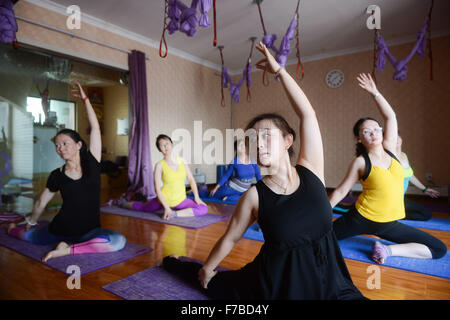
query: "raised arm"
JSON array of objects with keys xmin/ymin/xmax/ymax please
[
  {"xmin": 71, "ymin": 82, "xmax": 101, "ymax": 162},
  {"xmin": 329, "ymin": 157, "xmax": 365, "ymax": 208},
  {"xmin": 255, "ymin": 42, "xmax": 324, "ymax": 183},
  {"xmin": 199, "ymin": 187, "xmax": 258, "ymax": 288},
  {"xmin": 357, "ymin": 73, "xmax": 398, "ymax": 153}
]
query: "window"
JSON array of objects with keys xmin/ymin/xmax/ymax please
[{"xmin": 26, "ymin": 97, "xmax": 76, "ymax": 129}]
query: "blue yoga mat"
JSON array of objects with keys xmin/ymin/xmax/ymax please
[
  {"xmin": 243, "ymin": 223, "xmax": 264, "ymax": 242},
  {"xmin": 186, "ymin": 194, "xmax": 238, "ymax": 205},
  {"xmin": 338, "ymin": 236, "xmax": 450, "ymax": 279},
  {"xmin": 332, "ymin": 212, "xmax": 450, "ymax": 232},
  {"xmin": 242, "ymin": 224, "xmax": 450, "ymax": 279}
]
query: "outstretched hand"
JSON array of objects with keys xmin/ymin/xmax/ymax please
[
  {"xmin": 357, "ymin": 73, "xmax": 378, "ymax": 95},
  {"xmin": 71, "ymin": 81, "xmax": 87, "ymax": 100},
  {"xmin": 425, "ymin": 188, "xmax": 440, "ymax": 198},
  {"xmin": 255, "ymin": 42, "xmax": 280, "ymax": 74}
]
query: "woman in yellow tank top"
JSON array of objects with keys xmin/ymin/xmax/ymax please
[
  {"xmin": 122, "ymin": 134, "xmax": 207, "ymax": 220},
  {"xmin": 329, "ymin": 73, "xmax": 446, "ymax": 264}
]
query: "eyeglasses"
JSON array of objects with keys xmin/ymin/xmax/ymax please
[{"xmin": 360, "ymin": 127, "xmax": 383, "ymax": 136}]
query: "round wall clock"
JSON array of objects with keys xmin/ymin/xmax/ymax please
[{"xmin": 325, "ymin": 69, "xmax": 344, "ymax": 88}]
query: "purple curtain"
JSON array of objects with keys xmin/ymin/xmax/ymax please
[{"xmin": 127, "ymin": 50, "xmax": 156, "ymax": 199}]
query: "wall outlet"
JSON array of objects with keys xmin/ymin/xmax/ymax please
[{"xmin": 425, "ymin": 172, "xmax": 432, "ymax": 182}]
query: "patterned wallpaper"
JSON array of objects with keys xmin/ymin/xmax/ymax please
[
  {"xmin": 233, "ymin": 36, "xmax": 450, "ymax": 187},
  {"xmin": 15, "ymin": 2, "xmax": 449, "ymax": 187}
]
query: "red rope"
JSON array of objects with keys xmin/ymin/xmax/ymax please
[
  {"xmin": 219, "ymin": 46, "xmax": 225, "ymax": 107},
  {"xmin": 370, "ymin": 10, "xmax": 378, "ymax": 84},
  {"xmin": 294, "ymin": 0, "xmax": 304, "ymax": 80},
  {"xmin": 247, "ymin": 39, "xmax": 256, "ymax": 102},
  {"xmin": 213, "ymin": 0, "xmax": 217, "ymax": 47},
  {"xmin": 256, "ymin": 0, "xmax": 267, "ymax": 36},
  {"xmin": 159, "ymin": 0, "xmax": 169, "ymax": 58},
  {"xmin": 256, "ymin": 0, "xmax": 269, "ymax": 86},
  {"xmin": 12, "ymin": 39, "xmax": 19, "ymax": 50}
]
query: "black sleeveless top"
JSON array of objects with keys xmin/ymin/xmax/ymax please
[
  {"xmin": 46, "ymin": 151, "xmax": 101, "ymax": 237},
  {"xmin": 210, "ymin": 165, "xmax": 365, "ymax": 300}
]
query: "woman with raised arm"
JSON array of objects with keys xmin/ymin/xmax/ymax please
[
  {"xmin": 161, "ymin": 42, "xmax": 365, "ymax": 300},
  {"xmin": 329, "ymin": 74, "xmax": 446, "ymax": 264},
  {"xmin": 8, "ymin": 82, "xmax": 126, "ymax": 262}
]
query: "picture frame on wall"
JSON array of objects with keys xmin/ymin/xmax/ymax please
[{"xmin": 87, "ymin": 87, "xmax": 104, "ymax": 105}]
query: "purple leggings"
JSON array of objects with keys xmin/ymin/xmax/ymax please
[{"xmin": 132, "ymin": 197, "xmax": 208, "ymax": 216}]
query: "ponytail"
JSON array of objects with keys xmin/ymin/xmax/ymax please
[{"xmin": 355, "ymin": 142, "xmax": 367, "ymax": 157}]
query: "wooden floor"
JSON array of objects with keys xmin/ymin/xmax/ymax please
[{"xmin": 0, "ymin": 187, "xmax": 449, "ymax": 300}]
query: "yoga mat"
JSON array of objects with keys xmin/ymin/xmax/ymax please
[
  {"xmin": 101, "ymin": 206, "xmax": 230, "ymax": 229},
  {"xmin": 0, "ymin": 222, "xmax": 152, "ymax": 275},
  {"xmin": 242, "ymin": 223, "xmax": 264, "ymax": 242},
  {"xmin": 332, "ymin": 212, "xmax": 450, "ymax": 232},
  {"xmin": 338, "ymin": 236, "xmax": 450, "ymax": 279},
  {"xmin": 187, "ymin": 194, "xmax": 238, "ymax": 205},
  {"xmin": 242, "ymin": 224, "xmax": 450, "ymax": 279},
  {"xmin": 103, "ymin": 257, "xmax": 228, "ymax": 300}
]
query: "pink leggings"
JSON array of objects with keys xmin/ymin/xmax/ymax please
[
  {"xmin": 131, "ymin": 198, "xmax": 208, "ymax": 216},
  {"xmin": 9, "ymin": 224, "xmax": 126, "ymax": 255}
]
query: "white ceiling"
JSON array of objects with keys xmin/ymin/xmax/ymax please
[{"xmin": 32, "ymin": 0, "xmax": 450, "ymax": 73}]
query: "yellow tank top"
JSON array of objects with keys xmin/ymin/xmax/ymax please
[
  {"xmin": 355, "ymin": 153, "xmax": 405, "ymax": 222},
  {"xmin": 160, "ymin": 157, "xmax": 187, "ymax": 207}
]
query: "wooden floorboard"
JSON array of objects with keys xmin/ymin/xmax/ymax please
[{"xmin": 0, "ymin": 189, "xmax": 449, "ymax": 300}]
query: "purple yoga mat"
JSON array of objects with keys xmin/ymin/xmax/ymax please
[
  {"xmin": 101, "ymin": 206, "xmax": 230, "ymax": 229},
  {"xmin": 0, "ymin": 223, "xmax": 152, "ymax": 275},
  {"xmin": 103, "ymin": 257, "xmax": 228, "ymax": 300}
]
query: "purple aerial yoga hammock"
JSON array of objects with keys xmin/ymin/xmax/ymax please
[
  {"xmin": 374, "ymin": 0, "xmax": 434, "ymax": 81},
  {"xmin": 376, "ymin": 22, "xmax": 429, "ymax": 81},
  {"xmin": 219, "ymin": 39, "xmax": 255, "ymax": 105},
  {"xmin": 167, "ymin": 0, "xmax": 211, "ymax": 37},
  {"xmin": 160, "ymin": 0, "xmax": 211, "ymax": 57},
  {"xmin": 262, "ymin": 17, "xmax": 297, "ymax": 71},
  {"xmin": 256, "ymin": 0, "xmax": 302, "ymax": 83},
  {"xmin": 0, "ymin": 0, "xmax": 18, "ymax": 44}
]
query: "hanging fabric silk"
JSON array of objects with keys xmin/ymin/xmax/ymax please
[
  {"xmin": 256, "ymin": 0, "xmax": 303, "ymax": 83},
  {"xmin": 375, "ymin": 0, "xmax": 434, "ymax": 81},
  {"xmin": 219, "ymin": 39, "xmax": 255, "ymax": 106},
  {"xmin": 159, "ymin": 0, "xmax": 212, "ymax": 58}
]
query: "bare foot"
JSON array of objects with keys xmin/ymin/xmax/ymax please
[{"xmin": 42, "ymin": 242, "xmax": 71, "ymax": 262}]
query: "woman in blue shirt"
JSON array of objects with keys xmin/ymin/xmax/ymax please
[{"xmin": 201, "ymin": 138, "xmax": 261, "ymax": 203}]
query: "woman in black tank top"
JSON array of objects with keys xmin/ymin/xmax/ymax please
[{"xmin": 162, "ymin": 42, "xmax": 365, "ymax": 299}]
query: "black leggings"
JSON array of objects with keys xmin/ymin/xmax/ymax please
[
  {"xmin": 333, "ymin": 206, "xmax": 447, "ymax": 259},
  {"xmin": 404, "ymin": 198, "xmax": 432, "ymax": 221},
  {"xmin": 162, "ymin": 257, "xmax": 256, "ymax": 300},
  {"xmin": 336, "ymin": 198, "xmax": 432, "ymax": 221}
]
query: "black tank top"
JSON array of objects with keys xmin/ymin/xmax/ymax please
[{"xmin": 256, "ymin": 165, "xmax": 332, "ymax": 246}]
